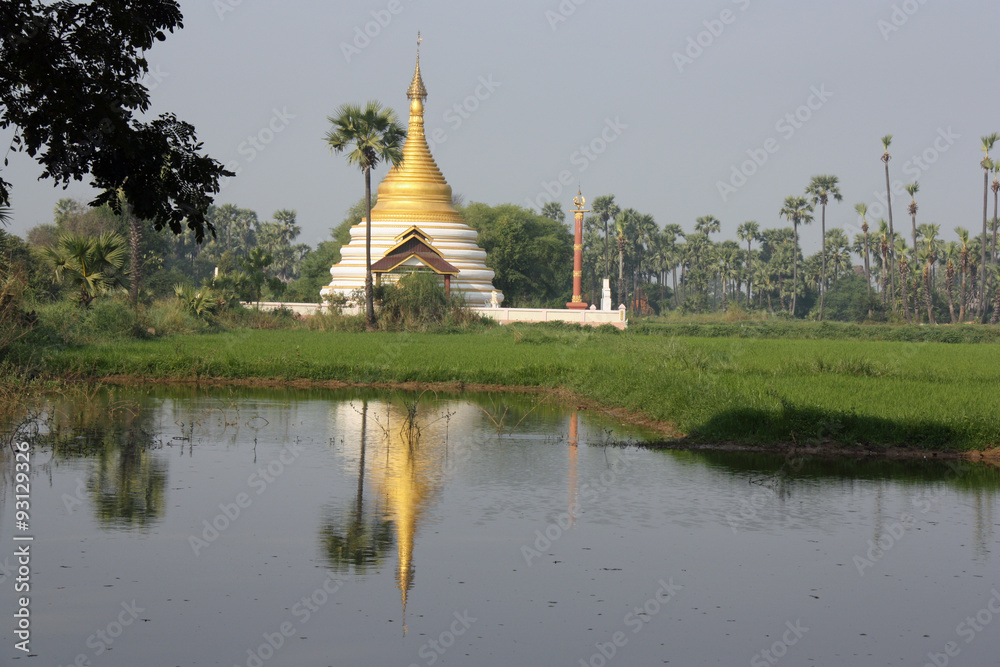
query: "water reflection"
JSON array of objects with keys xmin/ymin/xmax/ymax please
[
  {"xmin": 5, "ymin": 387, "xmax": 1000, "ymax": 666},
  {"xmin": 39, "ymin": 391, "xmax": 167, "ymax": 529}
]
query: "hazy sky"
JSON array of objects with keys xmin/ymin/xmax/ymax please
[{"xmin": 4, "ymin": 0, "xmax": 999, "ymax": 255}]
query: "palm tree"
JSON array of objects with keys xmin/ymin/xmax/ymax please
[
  {"xmin": 942, "ymin": 240, "xmax": 958, "ymax": 323},
  {"xmin": 881, "ymin": 135, "xmax": 897, "ymax": 307},
  {"xmin": 325, "ymin": 101, "xmax": 406, "ymax": 326},
  {"xmin": 956, "ymin": 226, "xmax": 972, "ymax": 322},
  {"xmin": 43, "ymin": 231, "xmax": 129, "ymax": 307},
  {"xmin": 614, "ymin": 208, "xmax": 638, "ymax": 306},
  {"xmin": 904, "ymin": 181, "xmax": 919, "ymax": 264},
  {"xmin": 591, "ymin": 195, "xmax": 619, "ymax": 281},
  {"xmin": 854, "ymin": 203, "xmax": 872, "ymax": 299},
  {"xmin": 991, "ymin": 160, "xmax": 1000, "ymax": 268},
  {"xmin": 917, "ymin": 222, "xmax": 939, "ymax": 324},
  {"xmin": 805, "ymin": 175, "xmax": 842, "ymax": 321},
  {"xmin": 779, "ymin": 195, "xmax": 814, "ymax": 316},
  {"xmin": 540, "ymin": 201, "xmax": 565, "ymax": 223},
  {"xmin": 694, "ymin": 215, "xmax": 721, "ymax": 237},
  {"xmin": 0, "ymin": 206, "xmax": 10, "ymax": 226},
  {"xmin": 737, "ymin": 221, "xmax": 760, "ymax": 304},
  {"xmin": 979, "ymin": 133, "xmax": 999, "ymax": 320},
  {"xmin": 876, "ymin": 219, "xmax": 891, "ymax": 306},
  {"xmin": 895, "ymin": 236, "xmax": 911, "ymax": 323}
]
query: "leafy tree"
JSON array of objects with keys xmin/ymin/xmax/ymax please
[
  {"xmin": 43, "ymin": 231, "xmax": 129, "ymax": 307},
  {"xmin": 0, "ymin": 1, "xmax": 230, "ymax": 239},
  {"xmin": 325, "ymin": 101, "xmax": 406, "ymax": 327},
  {"xmin": 805, "ymin": 175, "xmax": 842, "ymax": 321},
  {"xmin": 461, "ymin": 202, "xmax": 572, "ymax": 305}
]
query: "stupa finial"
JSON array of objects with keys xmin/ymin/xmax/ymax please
[{"xmin": 407, "ymin": 32, "xmax": 427, "ymax": 101}]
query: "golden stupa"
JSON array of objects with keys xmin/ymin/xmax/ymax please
[{"xmin": 321, "ymin": 42, "xmax": 502, "ymax": 306}]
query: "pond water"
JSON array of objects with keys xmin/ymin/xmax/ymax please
[{"xmin": 2, "ymin": 387, "xmax": 999, "ymax": 666}]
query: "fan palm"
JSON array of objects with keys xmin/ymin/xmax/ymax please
[
  {"xmin": 779, "ymin": 195, "xmax": 814, "ymax": 315},
  {"xmin": 941, "ymin": 241, "xmax": 958, "ymax": 323},
  {"xmin": 325, "ymin": 101, "xmax": 406, "ymax": 326},
  {"xmin": 980, "ymin": 133, "xmax": 999, "ymax": 320},
  {"xmin": 43, "ymin": 231, "xmax": 129, "ymax": 307},
  {"xmin": 854, "ymin": 203, "xmax": 872, "ymax": 298},
  {"xmin": 591, "ymin": 195, "xmax": 619, "ymax": 280},
  {"xmin": 805, "ymin": 175, "xmax": 842, "ymax": 320},
  {"xmin": 904, "ymin": 181, "xmax": 919, "ymax": 264},
  {"xmin": 881, "ymin": 135, "xmax": 897, "ymax": 306},
  {"xmin": 955, "ymin": 226, "xmax": 972, "ymax": 322},
  {"xmin": 737, "ymin": 221, "xmax": 760, "ymax": 303}
]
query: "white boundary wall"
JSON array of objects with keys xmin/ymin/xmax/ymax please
[{"xmin": 244, "ymin": 302, "xmax": 628, "ymax": 329}]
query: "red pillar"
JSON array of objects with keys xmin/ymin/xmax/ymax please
[{"xmin": 567, "ymin": 190, "xmax": 589, "ymax": 310}]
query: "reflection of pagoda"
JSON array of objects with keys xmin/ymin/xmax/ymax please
[
  {"xmin": 325, "ymin": 398, "xmax": 461, "ymax": 629},
  {"xmin": 321, "ymin": 40, "xmax": 502, "ymax": 306}
]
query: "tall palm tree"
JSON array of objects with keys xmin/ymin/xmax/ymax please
[
  {"xmin": 854, "ymin": 203, "xmax": 872, "ymax": 299},
  {"xmin": 0, "ymin": 206, "xmax": 10, "ymax": 225},
  {"xmin": 941, "ymin": 240, "xmax": 959, "ymax": 323},
  {"xmin": 326, "ymin": 101, "xmax": 406, "ymax": 327},
  {"xmin": 979, "ymin": 133, "xmax": 999, "ymax": 320},
  {"xmin": 662, "ymin": 223, "xmax": 684, "ymax": 306},
  {"xmin": 614, "ymin": 208, "xmax": 638, "ymax": 306},
  {"xmin": 737, "ymin": 220, "xmax": 760, "ymax": 304},
  {"xmin": 876, "ymin": 219, "xmax": 891, "ymax": 306},
  {"xmin": 956, "ymin": 226, "xmax": 972, "ymax": 322},
  {"xmin": 805, "ymin": 175, "xmax": 842, "ymax": 321},
  {"xmin": 591, "ymin": 195, "xmax": 619, "ymax": 281},
  {"xmin": 904, "ymin": 181, "xmax": 919, "ymax": 264},
  {"xmin": 894, "ymin": 236, "xmax": 911, "ymax": 323},
  {"xmin": 779, "ymin": 195, "xmax": 814, "ymax": 316},
  {"xmin": 991, "ymin": 160, "xmax": 1000, "ymax": 268},
  {"xmin": 917, "ymin": 222, "xmax": 939, "ymax": 324},
  {"xmin": 881, "ymin": 135, "xmax": 897, "ymax": 307},
  {"xmin": 43, "ymin": 231, "xmax": 129, "ymax": 307}
]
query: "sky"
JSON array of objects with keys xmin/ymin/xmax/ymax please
[{"xmin": 3, "ymin": 0, "xmax": 999, "ymax": 256}]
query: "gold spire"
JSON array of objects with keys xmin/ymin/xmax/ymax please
[
  {"xmin": 407, "ymin": 32, "xmax": 427, "ymax": 101},
  {"xmin": 370, "ymin": 36, "xmax": 464, "ymax": 224}
]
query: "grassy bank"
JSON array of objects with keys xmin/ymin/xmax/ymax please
[{"xmin": 16, "ymin": 323, "xmax": 1000, "ymax": 451}]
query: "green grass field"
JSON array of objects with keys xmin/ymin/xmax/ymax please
[{"xmin": 23, "ymin": 323, "xmax": 1000, "ymax": 451}]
